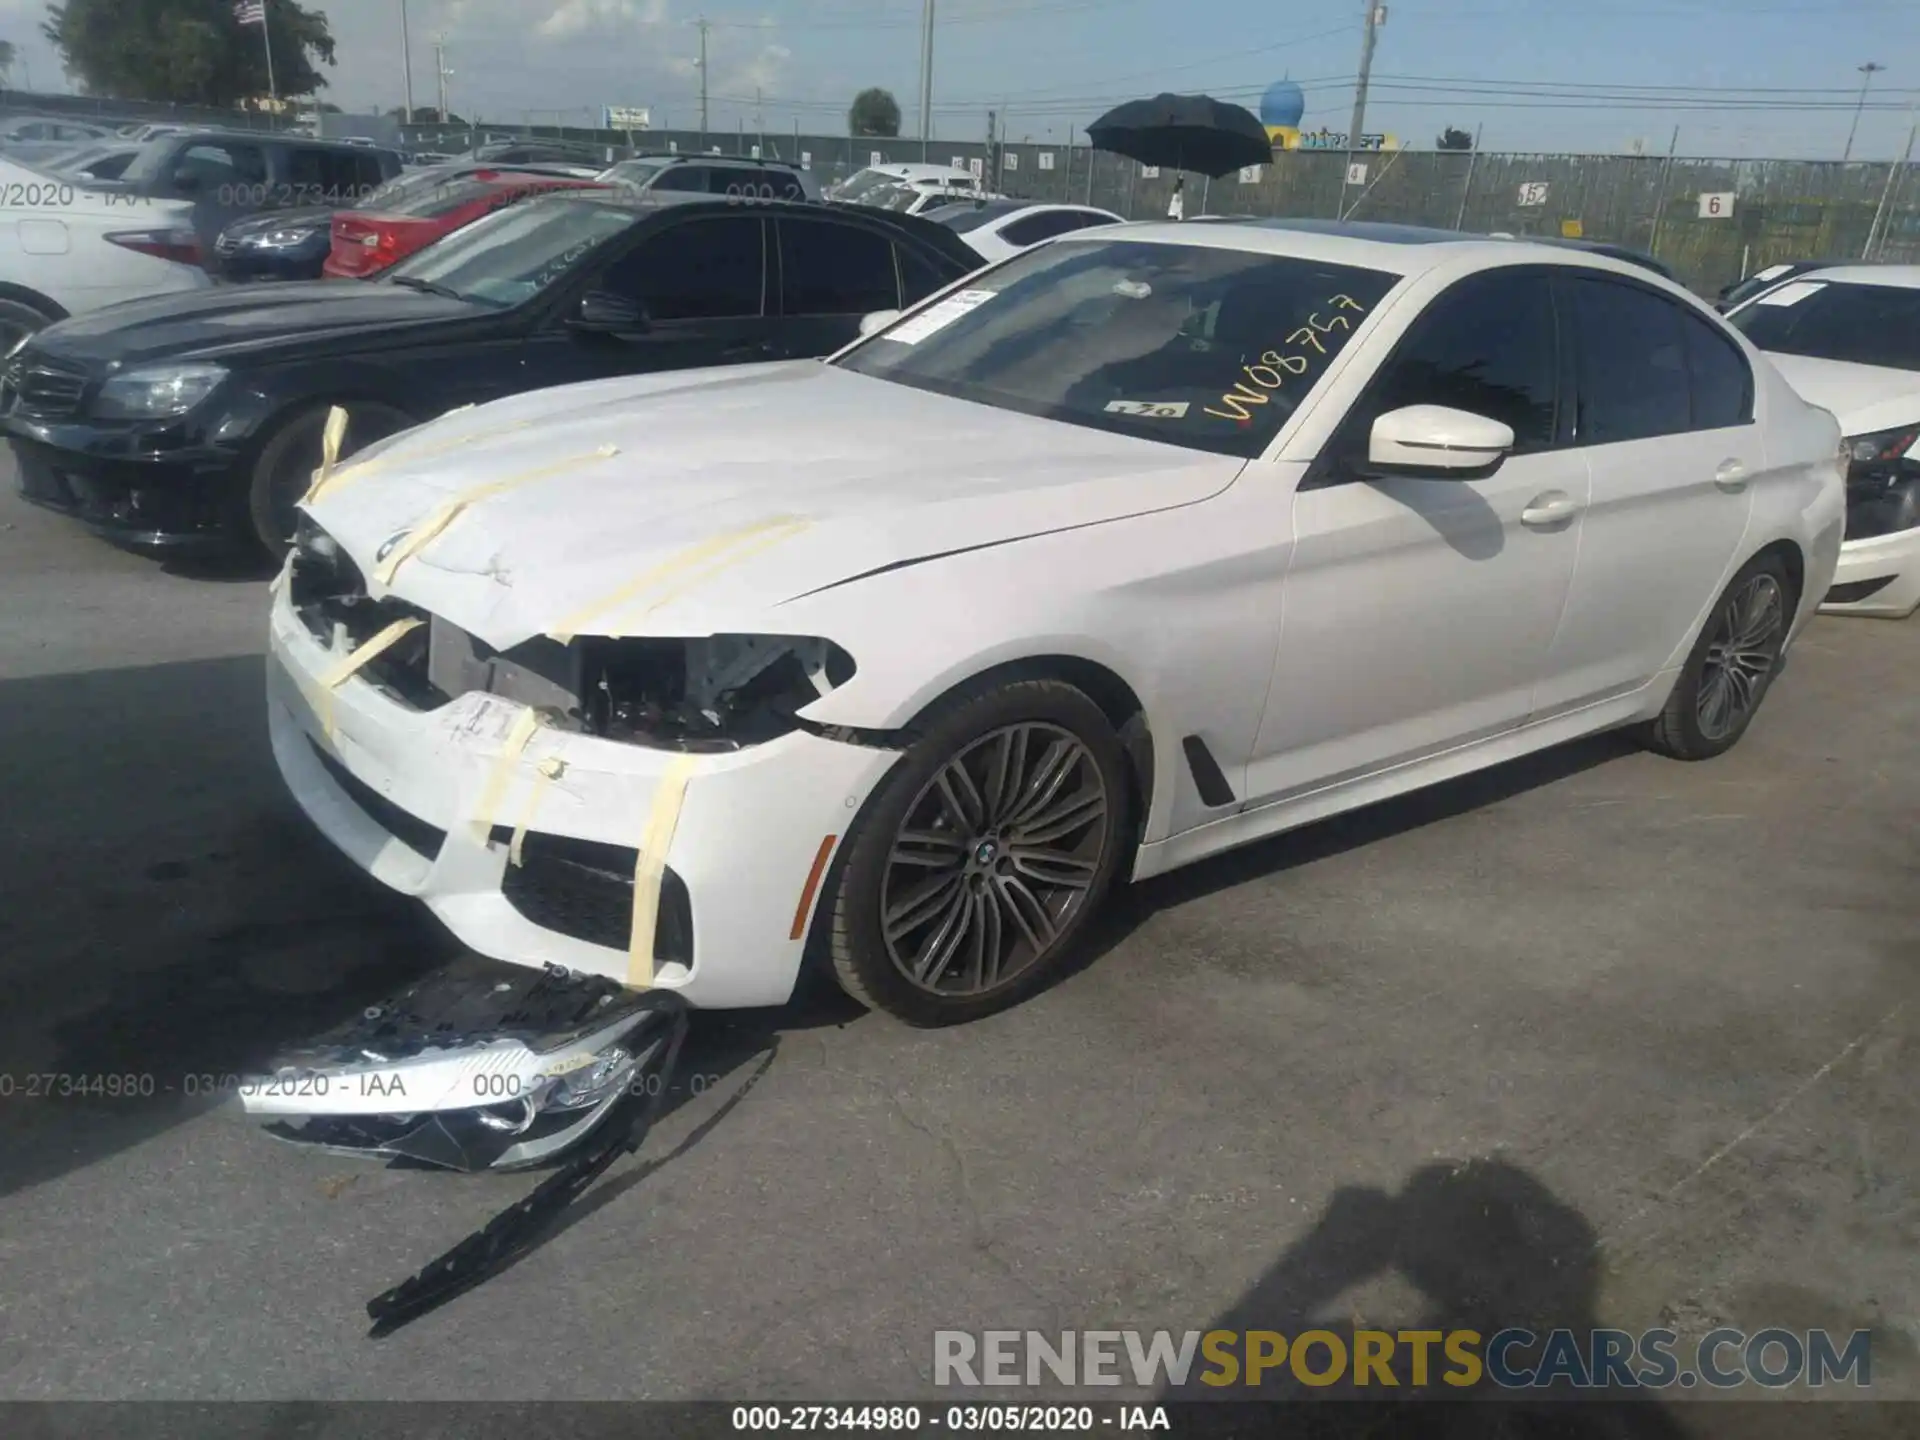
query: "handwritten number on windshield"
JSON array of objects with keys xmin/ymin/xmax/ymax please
[{"xmin": 1203, "ymin": 294, "xmax": 1370, "ymax": 422}]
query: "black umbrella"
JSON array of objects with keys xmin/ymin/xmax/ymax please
[{"xmin": 1087, "ymin": 92, "xmax": 1273, "ymax": 179}]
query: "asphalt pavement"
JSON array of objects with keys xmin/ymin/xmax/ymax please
[{"xmin": 0, "ymin": 467, "xmax": 1915, "ymax": 1417}]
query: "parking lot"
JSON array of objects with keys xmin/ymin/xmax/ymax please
[{"xmin": 0, "ymin": 462, "xmax": 1916, "ymax": 1409}]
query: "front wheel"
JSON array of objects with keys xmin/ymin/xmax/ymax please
[
  {"xmin": 1637, "ymin": 552, "xmax": 1795, "ymax": 761},
  {"xmin": 246, "ymin": 401, "xmax": 413, "ymax": 557},
  {"xmin": 824, "ymin": 678, "xmax": 1132, "ymax": 1026}
]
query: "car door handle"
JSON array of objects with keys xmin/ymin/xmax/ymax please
[
  {"xmin": 722, "ymin": 339, "xmax": 777, "ymax": 360},
  {"xmin": 1713, "ymin": 460, "xmax": 1749, "ymax": 493},
  {"xmin": 1520, "ymin": 491, "xmax": 1581, "ymax": 530}
]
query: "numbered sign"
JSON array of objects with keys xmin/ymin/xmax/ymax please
[
  {"xmin": 1005, "ymin": 153, "xmax": 1019, "ymax": 172},
  {"xmin": 749, "ymin": 145, "xmax": 761, "ymax": 159},
  {"xmin": 950, "ymin": 155, "xmax": 966, "ymax": 169},
  {"xmin": 799, "ymin": 151, "xmax": 811, "ymax": 169},
  {"xmin": 1560, "ymin": 218, "xmax": 1584, "ymax": 238},
  {"xmin": 1517, "ymin": 181, "xmax": 1549, "ymax": 207},
  {"xmin": 1346, "ymin": 162, "xmax": 1368, "ymax": 186},
  {"xmin": 1139, "ymin": 164, "xmax": 1158, "ymax": 178},
  {"xmin": 1239, "ymin": 165, "xmax": 1262, "ymax": 184},
  {"xmin": 1698, "ymin": 192, "xmax": 1736, "ymax": 219},
  {"xmin": 969, "ymin": 157, "xmax": 984, "ymax": 179},
  {"xmin": 870, "ymin": 150, "xmax": 883, "ymax": 166},
  {"xmin": 1038, "ymin": 151, "xmax": 1055, "ymax": 171}
]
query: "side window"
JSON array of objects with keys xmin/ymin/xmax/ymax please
[
  {"xmin": 777, "ymin": 218, "xmax": 898, "ymax": 315},
  {"xmin": 1000, "ymin": 211, "xmax": 1086, "ymax": 248},
  {"xmin": 177, "ymin": 142, "xmax": 269, "ymax": 190},
  {"xmin": 650, "ymin": 166, "xmax": 711, "ymax": 193},
  {"xmin": 751, "ymin": 169, "xmax": 806, "ymax": 201},
  {"xmin": 1568, "ymin": 277, "xmax": 1691, "ymax": 445},
  {"xmin": 896, "ymin": 244, "xmax": 950, "ymax": 305},
  {"xmin": 1680, "ymin": 308, "xmax": 1753, "ymax": 429},
  {"xmin": 1347, "ymin": 270, "xmax": 1560, "ymax": 456},
  {"xmin": 598, "ymin": 217, "xmax": 764, "ymax": 321}
]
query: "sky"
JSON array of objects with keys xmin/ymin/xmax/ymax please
[{"xmin": 2, "ymin": 0, "xmax": 1918, "ymax": 159}]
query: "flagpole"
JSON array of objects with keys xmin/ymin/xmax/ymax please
[{"xmin": 260, "ymin": 0, "xmax": 279, "ymax": 109}]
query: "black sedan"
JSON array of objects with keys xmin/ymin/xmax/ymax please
[{"xmin": 6, "ymin": 193, "xmax": 980, "ymax": 557}]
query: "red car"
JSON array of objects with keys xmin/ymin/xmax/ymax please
[{"xmin": 323, "ymin": 169, "xmax": 609, "ymax": 279}]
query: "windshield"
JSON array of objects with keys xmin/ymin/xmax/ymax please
[
  {"xmin": 356, "ymin": 165, "xmax": 474, "ymax": 213},
  {"xmin": 832, "ymin": 169, "xmax": 902, "ymax": 201},
  {"xmin": 938, "ymin": 204, "xmax": 1009, "ymax": 233},
  {"xmin": 1729, "ymin": 280, "xmax": 1920, "ymax": 371},
  {"xmin": 838, "ymin": 238, "xmax": 1399, "ymax": 458},
  {"xmin": 382, "ymin": 197, "xmax": 635, "ymax": 308},
  {"xmin": 603, "ymin": 159, "xmax": 669, "ymax": 189}
]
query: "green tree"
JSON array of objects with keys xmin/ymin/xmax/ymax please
[
  {"xmin": 387, "ymin": 104, "xmax": 463, "ymax": 124},
  {"xmin": 44, "ymin": 0, "xmax": 336, "ymax": 106},
  {"xmin": 848, "ymin": 86, "xmax": 900, "ymax": 138},
  {"xmin": 1435, "ymin": 125, "xmax": 1474, "ymax": 151}
]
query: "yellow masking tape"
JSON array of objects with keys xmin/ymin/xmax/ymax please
[
  {"xmin": 318, "ymin": 616, "xmax": 424, "ymax": 690},
  {"xmin": 547, "ymin": 516, "xmax": 813, "ymax": 644},
  {"xmin": 372, "ymin": 444, "xmax": 621, "ymax": 587},
  {"xmin": 469, "ymin": 707, "xmax": 544, "ymax": 844},
  {"xmin": 307, "ymin": 417, "xmax": 537, "ymax": 505},
  {"xmin": 508, "ymin": 757, "xmax": 568, "ymax": 868},
  {"xmin": 628, "ymin": 754, "xmax": 698, "ymax": 988},
  {"xmin": 300, "ymin": 405, "xmax": 351, "ymax": 504}
]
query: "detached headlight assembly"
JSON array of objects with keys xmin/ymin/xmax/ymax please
[{"xmin": 94, "ymin": 362, "xmax": 228, "ymax": 420}]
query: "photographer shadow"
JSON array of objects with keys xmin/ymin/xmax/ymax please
[{"xmin": 1164, "ymin": 1157, "xmax": 1690, "ymax": 1439}]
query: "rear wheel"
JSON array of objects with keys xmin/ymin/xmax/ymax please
[
  {"xmin": 1637, "ymin": 552, "xmax": 1794, "ymax": 761},
  {"xmin": 824, "ymin": 677, "xmax": 1132, "ymax": 1026},
  {"xmin": 246, "ymin": 401, "xmax": 413, "ymax": 557}
]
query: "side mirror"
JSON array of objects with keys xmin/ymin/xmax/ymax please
[
  {"xmin": 572, "ymin": 290, "xmax": 646, "ymax": 333},
  {"xmin": 1365, "ymin": 404, "xmax": 1515, "ymax": 477},
  {"xmin": 858, "ymin": 308, "xmax": 902, "ymax": 337},
  {"xmin": 171, "ymin": 169, "xmax": 201, "ymax": 194}
]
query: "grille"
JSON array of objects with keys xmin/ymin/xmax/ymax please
[
  {"xmin": 2, "ymin": 357, "xmax": 89, "ymax": 421},
  {"xmin": 499, "ymin": 831, "xmax": 693, "ymax": 963},
  {"xmin": 309, "ymin": 739, "xmax": 448, "ymax": 861}
]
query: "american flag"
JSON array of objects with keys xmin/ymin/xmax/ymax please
[{"xmin": 233, "ymin": 0, "xmax": 266, "ymax": 24}]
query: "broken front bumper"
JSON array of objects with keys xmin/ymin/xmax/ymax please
[{"xmin": 267, "ymin": 585, "xmax": 902, "ymax": 1009}]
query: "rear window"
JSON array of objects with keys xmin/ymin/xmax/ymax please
[
  {"xmin": 379, "ymin": 176, "xmax": 518, "ymax": 219},
  {"xmin": 1728, "ymin": 280, "xmax": 1920, "ymax": 371},
  {"xmin": 939, "ymin": 204, "xmax": 1010, "ymax": 234}
]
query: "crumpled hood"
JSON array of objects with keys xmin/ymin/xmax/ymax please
[
  {"xmin": 305, "ymin": 361, "xmax": 1245, "ymax": 651},
  {"xmin": 1765, "ymin": 352, "xmax": 1920, "ymax": 438}
]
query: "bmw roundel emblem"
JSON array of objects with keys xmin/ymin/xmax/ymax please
[{"xmin": 376, "ymin": 530, "xmax": 410, "ymax": 563}]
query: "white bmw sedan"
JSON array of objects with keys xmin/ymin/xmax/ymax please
[
  {"xmin": 1724, "ymin": 265, "xmax": 1920, "ymax": 618},
  {"xmin": 273, "ymin": 219, "xmax": 1844, "ymax": 1026}
]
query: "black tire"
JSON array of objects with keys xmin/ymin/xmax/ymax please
[
  {"xmin": 0, "ymin": 296, "xmax": 60, "ymax": 353},
  {"xmin": 1637, "ymin": 551, "xmax": 1796, "ymax": 761},
  {"xmin": 246, "ymin": 401, "xmax": 413, "ymax": 557},
  {"xmin": 824, "ymin": 677, "xmax": 1132, "ymax": 1026}
]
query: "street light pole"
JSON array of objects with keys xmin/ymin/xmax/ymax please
[
  {"xmin": 400, "ymin": 0, "xmax": 415, "ymax": 121},
  {"xmin": 918, "ymin": 0, "xmax": 936, "ymax": 160},
  {"xmin": 1843, "ymin": 61, "xmax": 1885, "ymax": 163}
]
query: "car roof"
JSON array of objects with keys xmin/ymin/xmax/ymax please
[
  {"xmin": 542, "ymin": 190, "xmax": 981, "ymax": 266},
  {"xmin": 1790, "ymin": 264, "xmax": 1920, "ymax": 290},
  {"xmin": 616, "ymin": 152, "xmax": 806, "ymax": 172},
  {"xmin": 1078, "ymin": 217, "xmax": 1673, "ymax": 282}
]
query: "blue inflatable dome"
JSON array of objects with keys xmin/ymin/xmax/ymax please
[{"xmin": 1259, "ymin": 80, "xmax": 1305, "ymax": 131}]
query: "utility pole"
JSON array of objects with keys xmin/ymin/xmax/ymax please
[
  {"xmin": 696, "ymin": 19, "xmax": 711, "ymax": 140},
  {"xmin": 918, "ymin": 0, "xmax": 936, "ymax": 160},
  {"xmin": 1865, "ymin": 106, "xmax": 1917, "ymax": 258},
  {"xmin": 434, "ymin": 37, "xmax": 450, "ymax": 127},
  {"xmin": 1340, "ymin": 1, "xmax": 1384, "ymax": 217},
  {"xmin": 755, "ymin": 84, "xmax": 764, "ymax": 155},
  {"xmin": 1843, "ymin": 61, "xmax": 1885, "ymax": 163},
  {"xmin": 400, "ymin": 0, "xmax": 415, "ymax": 122}
]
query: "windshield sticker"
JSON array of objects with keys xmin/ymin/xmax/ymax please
[
  {"xmin": 1756, "ymin": 280, "xmax": 1825, "ymax": 308},
  {"xmin": 1753, "ymin": 263, "xmax": 1793, "ymax": 282},
  {"xmin": 1112, "ymin": 279, "xmax": 1153, "ymax": 300},
  {"xmin": 1204, "ymin": 294, "xmax": 1370, "ymax": 423},
  {"xmin": 1105, "ymin": 400, "xmax": 1190, "ymax": 417},
  {"xmin": 882, "ymin": 288, "xmax": 998, "ymax": 344}
]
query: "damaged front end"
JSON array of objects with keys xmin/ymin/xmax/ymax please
[
  {"xmin": 287, "ymin": 514, "xmax": 861, "ymax": 751},
  {"xmin": 240, "ymin": 960, "xmax": 682, "ymax": 1173}
]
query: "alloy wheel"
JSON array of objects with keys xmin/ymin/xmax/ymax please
[
  {"xmin": 879, "ymin": 722, "xmax": 1110, "ymax": 997},
  {"xmin": 1696, "ymin": 573, "xmax": 1785, "ymax": 742}
]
